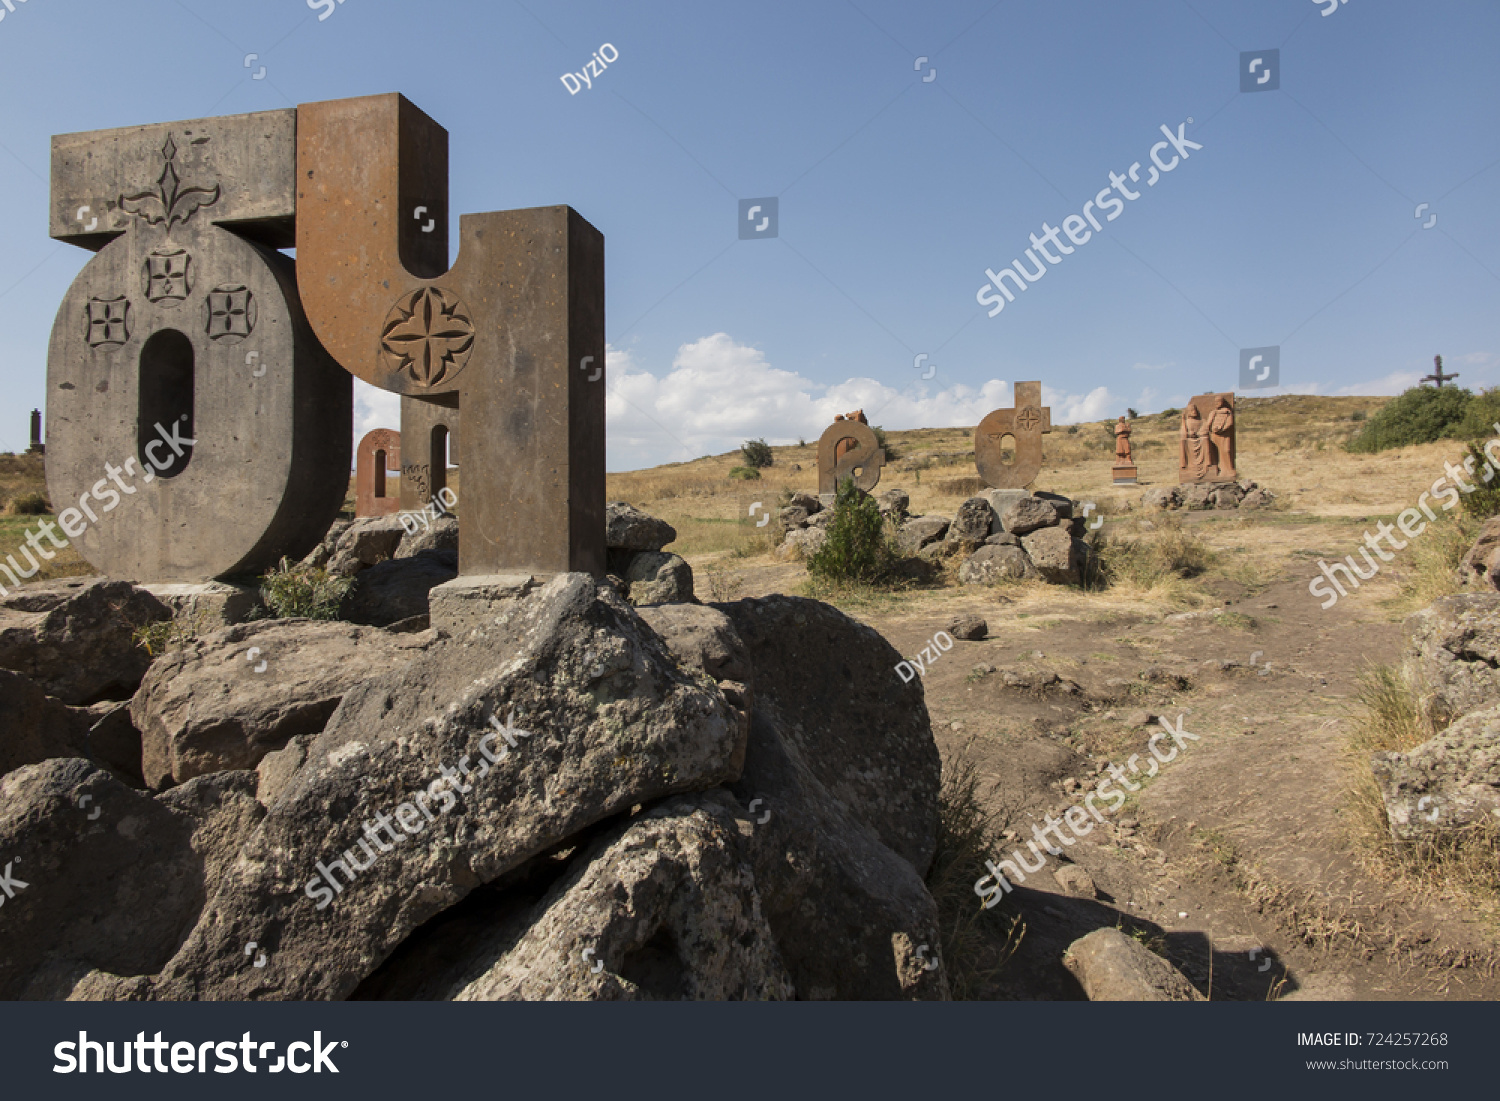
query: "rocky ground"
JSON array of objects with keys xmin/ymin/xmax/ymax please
[{"xmin": 695, "ymin": 506, "xmax": 1500, "ymax": 1001}]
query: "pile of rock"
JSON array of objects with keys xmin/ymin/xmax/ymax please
[
  {"xmin": 605, "ymin": 502, "xmax": 695, "ymax": 606},
  {"xmin": 901, "ymin": 490, "xmax": 1094, "ymax": 587},
  {"xmin": 0, "ymin": 574, "xmax": 946, "ymax": 1001},
  {"xmin": 1371, "ymin": 593, "xmax": 1500, "ymax": 842},
  {"xmin": 1141, "ymin": 481, "xmax": 1275, "ymax": 511},
  {"xmin": 776, "ymin": 489, "xmax": 912, "ymax": 560}
]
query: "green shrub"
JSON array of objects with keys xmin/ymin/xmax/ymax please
[
  {"xmin": 1160, "ymin": 408, "xmax": 1180, "ymax": 421},
  {"xmin": 1345, "ymin": 385, "xmax": 1472, "ymax": 453},
  {"xmin": 728, "ymin": 466, "xmax": 761, "ymax": 481},
  {"xmin": 1460, "ymin": 443, "xmax": 1500, "ymax": 522},
  {"xmin": 806, "ymin": 478, "xmax": 896, "ymax": 585},
  {"xmin": 1350, "ymin": 410, "xmax": 1367, "ymax": 422},
  {"xmin": 1454, "ymin": 385, "xmax": 1500, "ymax": 442},
  {"xmin": 871, "ymin": 426, "xmax": 898, "ymax": 462},
  {"xmin": 257, "ymin": 558, "xmax": 351, "ymax": 620},
  {"xmin": 10, "ymin": 491, "xmax": 49, "ymax": 515},
  {"xmin": 740, "ymin": 438, "xmax": 774, "ymax": 469},
  {"xmin": 132, "ymin": 610, "xmax": 213, "ymax": 658}
]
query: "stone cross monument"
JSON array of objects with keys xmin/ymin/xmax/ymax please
[
  {"xmin": 1422, "ymin": 355, "xmax": 1459, "ymax": 389},
  {"xmin": 975, "ymin": 381, "xmax": 1051, "ymax": 489}
]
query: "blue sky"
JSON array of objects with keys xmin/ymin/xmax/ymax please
[{"xmin": 1, "ymin": 0, "xmax": 1495, "ymax": 469}]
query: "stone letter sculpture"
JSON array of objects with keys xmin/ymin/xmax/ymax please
[
  {"xmin": 817, "ymin": 416, "xmax": 884, "ymax": 496},
  {"xmin": 46, "ymin": 109, "xmax": 351, "ymax": 581},
  {"xmin": 1179, "ymin": 393, "xmax": 1236, "ymax": 483},
  {"xmin": 356, "ymin": 428, "xmax": 402, "ymax": 518},
  {"xmin": 975, "ymin": 381, "xmax": 1051, "ymax": 490},
  {"xmin": 295, "ymin": 93, "xmax": 605, "ymax": 577},
  {"xmin": 1112, "ymin": 415, "xmax": 1137, "ymax": 485}
]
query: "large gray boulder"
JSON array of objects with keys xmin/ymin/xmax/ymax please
[
  {"xmin": 1022, "ymin": 526, "xmax": 1091, "ymax": 585},
  {"xmin": 0, "ymin": 759, "xmax": 215, "ymax": 999},
  {"xmin": 1001, "ymin": 497, "xmax": 1059, "ymax": 536},
  {"xmin": 720, "ymin": 596, "xmax": 947, "ymax": 999},
  {"xmin": 959, "ymin": 545, "xmax": 1038, "ymax": 585},
  {"xmin": 896, "ymin": 515, "xmax": 949, "ymax": 556},
  {"xmin": 1063, "ymin": 928, "xmax": 1204, "ymax": 1001},
  {"xmin": 85, "ymin": 575, "xmax": 746, "ymax": 1000},
  {"xmin": 606, "ymin": 502, "xmax": 677, "ymax": 551},
  {"xmin": 450, "ymin": 794, "xmax": 793, "ymax": 1000},
  {"xmin": 0, "ymin": 579, "xmax": 171, "ymax": 705},
  {"xmin": 395, "ymin": 516, "xmax": 458, "ymax": 559},
  {"xmin": 1404, "ymin": 594, "xmax": 1500, "ymax": 726},
  {"xmin": 0, "ymin": 669, "xmax": 91, "ymax": 777},
  {"xmin": 624, "ymin": 552, "xmax": 695, "ymax": 606},
  {"xmin": 1371, "ymin": 703, "xmax": 1500, "ymax": 841},
  {"xmin": 131, "ymin": 619, "xmax": 442, "ymax": 788},
  {"xmin": 324, "ymin": 516, "xmax": 408, "ymax": 577},
  {"xmin": 947, "ymin": 497, "xmax": 995, "ymax": 545},
  {"xmin": 340, "ymin": 548, "xmax": 458, "ymax": 626}
]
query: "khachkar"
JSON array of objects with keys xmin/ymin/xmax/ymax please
[
  {"xmin": 975, "ymin": 381, "xmax": 1051, "ymax": 489},
  {"xmin": 45, "ymin": 94, "xmax": 604, "ymax": 582},
  {"xmin": 1179, "ymin": 393, "xmax": 1236, "ymax": 483},
  {"xmin": 816, "ymin": 411, "xmax": 885, "ymax": 496},
  {"xmin": 47, "ymin": 110, "xmax": 351, "ymax": 580},
  {"xmin": 1112, "ymin": 415, "xmax": 1137, "ymax": 485},
  {"xmin": 297, "ymin": 94, "xmax": 604, "ymax": 577}
]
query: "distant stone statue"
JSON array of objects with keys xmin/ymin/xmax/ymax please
[
  {"xmin": 1112, "ymin": 415, "xmax": 1136, "ymax": 485},
  {"xmin": 1179, "ymin": 393, "xmax": 1236, "ymax": 483}
]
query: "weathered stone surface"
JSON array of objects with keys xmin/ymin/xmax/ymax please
[
  {"xmin": 299, "ymin": 519, "xmax": 352, "ymax": 570},
  {"xmin": 876, "ymin": 488, "xmax": 909, "ymax": 521},
  {"xmin": 1458, "ymin": 517, "xmax": 1500, "ymax": 591},
  {"xmin": 959, "ymin": 545, "xmax": 1038, "ymax": 585},
  {"xmin": 624, "ymin": 552, "xmax": 695, "ymax": 606},
  {"xmin": 132, "ymin": 618, "xmax": 441, "ymax": 788},
  {"xmin": 1022, "ymin": 526, "xmax": 1089, "ymax": 584},
  {"xmin": 1053, "ymin": 864, "xmax": 1098, "ymax": 899},
  {"xmin": 1033, "ymin": 490, "xmax": 1074, "ymax": 519},
  {"xmin": 948, "ymin": 497, "xmax": 996, "ymax": 544},
  {"xmin": 776, "ymin": 527, "xmax": 827, "ymax": 561},
  {"xmin": 896, "ymin": 515, "xmax": 949, "ymax": 556},
  {"xmin": 788, "ymin": 493, "xmax": 821, "ymax": 514},
  {"xmin": 1063, "ymin": 928, "xmax": 1204, "ymax": 1001},
  {"xmin": 395, "ymin": 515, "xmax": 458, "ymax": 559},
  {"xmin": 1179, "ymin": 483, "xmax": 1215, "ymax": 510},
  {"xmin": 1001, "ymin": 496, "xmax": 1059, "ymax": 536},
  {"xmin": 946, "ymin": 614, "xmax": 987, "ymax": 641},
  {"xmin": 1240, "ymin": 486, "xmax": 1275, "ymax": 509},
  {"xmin": 1404, "ymin": 594, "xmax": 1500, "ymax": 725},
  {"xmin": 340, "ymin": 548, "xmax": 458, "ymax": 626},
  {"xmin": 450, "ymin": 794, "xmax": 793, "ymax": 1001},
  {"xmin": 100, "ymin": 575, "xmax": 744, "ymax": 1000},
  {"xmin": 1141, "ymin": 487, "xmax": 1180, "ymax": 510},
  {"xmin": 1372, "ymin": 703, "xmax": 1500, "ymax": 841},
  {"xmin": 1212, "ymin": 482, "xmax": 1246, "ymax": 509},
  {"xmin": 83, "ymin": 701, "xmax": 145, "ymax": 786},
  {"xmin": 720, "ymin": 595, "xmax": 946, "ymax": 999},
  {"xmin": 143, "ymin": 582, "xmax": 262, "ymax": 627},
  {"xmin": 982, "ymin": 489, "xmax": 1029, "ymax": 528},
  {"xmin": 985, "ymin": 531, "xmax": 1020, "ymax": 547},
  {"xmin": 325, "ymin": 516, "xmax": 408, "ymax": 577},
  {"xmin": 0, "ymin": 670, "xmax": 90, "ymax": 777},
  {"xmin": 426, "ymin": 574, "xmax": 538, "ymax": 636},
  {"xmin": 0, "ymin": 579, "xmax": 170, "ymax": 704},
  {"xmin": 606, "ymin": 502, "xmax": 676, "ymax": 551},
  {"xmin": 0, "ymin": 759, "xmax": 206, "ymax": 999},
  {"xmin": 778, "ymin": 506, "xmax": 811, "ymax": 528}
]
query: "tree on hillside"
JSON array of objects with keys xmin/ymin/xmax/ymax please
[{"xmin": 741, "ymin": 438, "xmax": 774, "ymax": 468}]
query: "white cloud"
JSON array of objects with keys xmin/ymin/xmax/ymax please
[
  {"xmin": 353, "ymin": 379, "xmax": 400, "ymax": 448},
  {"xmin": 1332, "ymin": 371, "xmax": 1423, "ymax": 396},
  {"xmin": 605, "ymin": 333, "xmax": 1117, "ymax": 470}
]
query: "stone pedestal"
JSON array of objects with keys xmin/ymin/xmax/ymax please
[
  {"xmin": 427, "ymin": 573, "xmax": 540, "ymax": 635},
  {"xmin": 1112, "ymin": 464, "xmax": 1138, "ymax": 486}
]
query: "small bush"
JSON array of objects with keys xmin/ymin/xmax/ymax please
[
  {"xmin": 1350, "ymin": 410, "xmax": 1367, "ymax": 422},
  {"xmin": 132, "ymin": 610, "xmax": 213, "ymax": 658},
  {"xmin": 10, "ymin": 491, "xmax": 49, "ymax": 515},
  {"xmin": 871, "ymin": 426, "xmax": 898, "ymax": 462},
  {"xmin": 1127, "ymin": 407, "xmax": 1138, "ymax": 419},
  {"xmin": 1455, "ymin": 385, "xmax": 1500, "ymax": 442},
  {"xmin": 1160, "ymin": 408, "xmax": 1180, "ymax": 421},
  {"xmin": 257, "ymin": 558, "xmax": 352, "ymax": 620},
  {"xmin": 740, "ymin": 438, "xmax": 774, "ymax": 469},
  {"xmin": 728, "ymin": 466, "xmax": 761, "ymax": 481},
  {"xmin": 1460, "ymin": 443, "xmax": 1500, "ymax": 522},
  {"xmin": 806, "ymin": 478, "xmax": 897, "ymax": 585},
  {"xmin": 1345, "ymin": 385, "xmax": 1472, "ymax": 453}
]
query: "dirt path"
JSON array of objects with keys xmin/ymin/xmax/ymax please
[{"xmin": 690, "ymin": 515, "xmax": 1500, "ymax": 1000}]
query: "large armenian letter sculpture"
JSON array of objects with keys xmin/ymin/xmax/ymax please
[
  {"xmin": 295, "ymin": 94, "xmax": 606, "ymax": 577},
  {"xmin": 46, "ymin": 109, "xmax": 352, "ymax": 580}
]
